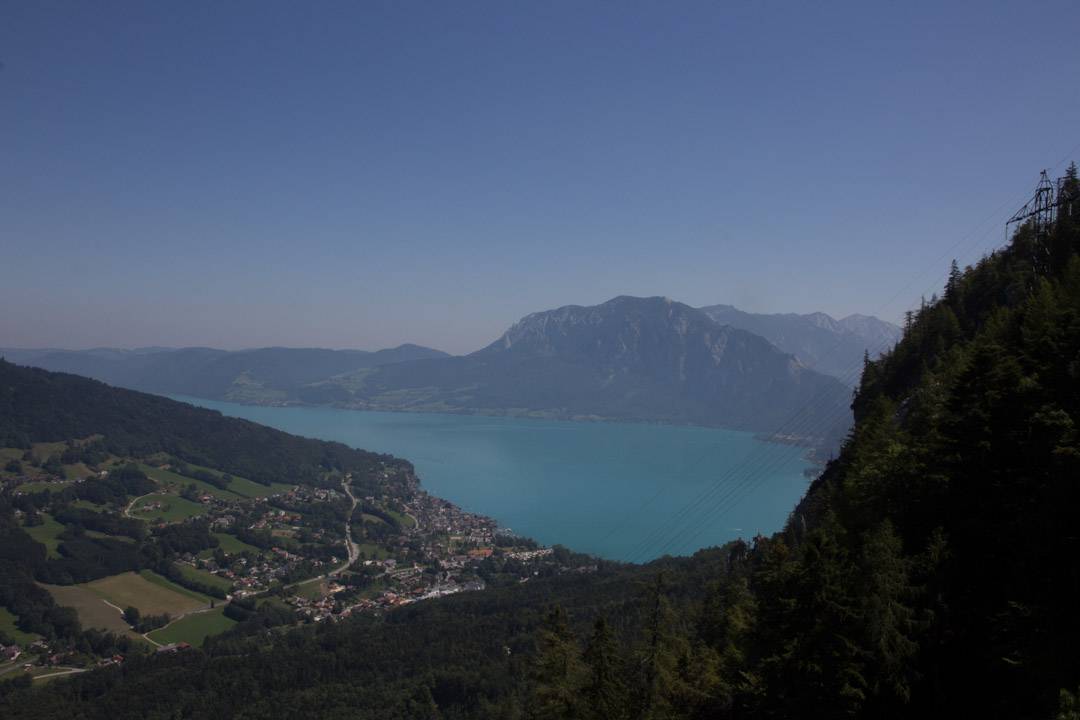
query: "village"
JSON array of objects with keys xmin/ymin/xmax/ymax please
[
  {"xmin": 150, "ymin": 470, "xmax": 587, "ymax": 625},
  {"xmin": 0, "ymin": 447, "xmax": 597, "ymax": 678}
]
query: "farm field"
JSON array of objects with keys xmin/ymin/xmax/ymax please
[
  {"xmin": 293, "ymin": 580, "xmax": 328, "ymax": 600},
  {"xmin": 212, "ymin": 532, "xmax": 261, "ymax": 555},
  {"xmin": 147, "ymin": 608, "xmax": 236, "ymax": 647},
  {"xmin": 135, "ymin": 570, "xmax": 212, "ymax": 605},
  {"xmin": 139, "ymin": 465, "xmax": 241, "ymax": 500},
  {"xmin": 0, "ymin": 447, "xmax": 23, "ymax": 462},
  {"xmin": 171, "ymin": 462, "xmax": 293, "ymax": 499},
  {"xmin": 84, "ymin": 529, "xmax": 134, "ymax": 543},
  {"xmin": 29, "ymin": 441, "xmax": 68, "ymax": 460},
  {"xmin": 88, "ymin": 571, "xmax": 208, "ymax": 617},
  {"xmin": 0, "ymin": 606, "xmax": 40, "ymax": 645},
  {"xmin": 130, "ymin": 493, "xmax": 207, "ymax": 522},
  {"xmin": 386, "ymin": 509, "xmax": 416, "ymax": 529},
  {"xmin": 228, "ymin": 476, "xmax": 295, "ymax": 498},
  {"xmin": 39, "ymin": 582, "xmax": 133, "ymax": 636},
  {"xmin": 13, "ymin": 479, "xmax": 72, "ymax": 494},
  {"xmin": 62, "ymin": 462, "xmax": 93, "ymax": 480},
  {"xmin": 355, "ymin": 542, "xmax": 390, "ymax": 560},
  {"xmin": 173, "ymin": 563, "xmax": 233, "ymax": 592},
  {"xmin": 22, "ymin": 513, "xmax": 65, "ymax": 558},
  {"xmin": 70, "ymin": 499, "xmax": 111, "ymax": 512}
]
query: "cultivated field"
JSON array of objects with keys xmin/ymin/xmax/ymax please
[
  {"xmin": 173, "ymin": 563, "xmax": 233, "ymax": 592},
  {"xmin": 211, "ymin": 532, "xmax": 261, "ymax": 555},
  {"xmin": 130, "ymin": 494, "xmax": 207, "ymax": 523},
  {"xmin": 147, "ymin": 607, "xmax": 236, "ymax": 647},
  {"xmin": 140, "ymin": 465, "xmax": 242, "ymax": 500},
  {"xmin": 85, "ymin": 571, "xmax": 208, "ymax": 617},
  {"xmin": 39, "ymin": 582, "xmax": 133, "ymax": 635},
  {"xmin": 22, "ymin": 513, "xmax": 66, "ymax": 558},
  {"xmin": 0, "ymin": 606, "xmax": 40, "ymax": 645}
]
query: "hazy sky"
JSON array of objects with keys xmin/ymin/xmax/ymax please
[{"xmin": 2, "ymin": 2, "xmax": 1079, "ymax": 354}]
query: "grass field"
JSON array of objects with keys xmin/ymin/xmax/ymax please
[
  {"xmin": 140, "ymin": 463, "xmax": 292, "ymax": 500},
  {"xmin": 293, "ymin": 580, "xmax": 328, "ymax": 600},
  {"xmin": 140, "ymin": 464, "xmax": 242, "ymax": 500},
  {"xmin": 167, "ymin": 462, "xmax": 293, "ymax": 499},
  {"xmin": 39, "ymin": 582, "xmax": 134, "ymax": 636},
  {"xmin": 70, "ymin": 499, "xmax": 111, "ymax": 512},
  {"xmin": 387, "ymin": 509, "xmax": 416, "ymax": 529},
  {"xmin": 0, "ymin": 606, "xmax": 40, "ymax": 645},
  {"xmin": 84, "ymin": 529, "xmax": 135, "ymax": 543},
  {"xmin": 13, "ymin": 479, "xmax": 72, "ymax": 494},
  {"xmin": 29, "ymin": 441, "xmax": 68, "ymax": 461},
  {"xmin": 228, "ymin": 477, "xmax": 295, "ymax": 498},
  {"xmin": 0, "ymin": 448, "xmax": 23, "ymax": 462},
  {"xmin": 62, "ymin": 462, "xmax": 93, "ymax": 480},
  {"xmin": 173, "ymin": 563, "xmax": 233, "ymax": 592},
  {"xmin": 147, "ymin": 607, "xmax": 236, "ymax": 647},
  {"xmin": 23, "ymin": 513, "xmax": 65, "ymax": 558},
  {"xmin": 130, "ymin": 493, "xmax": 207, "ymax": 523},
  {"xmin": 136, "ymin": 570, "xmax": 213, "ymax": 605},
  {"xmin": 212, "ymin": 532, "xmax": 261, "ymax": 555},
  {"xmin": 83, "ymin": 571, "xmax": 209, "ymax": 617},
  {"xmin": 355, "ymin": 542, "xmax": 391, "ymax": 560},
  {"xmin": 361, "ymin": 512, "xmax": 387, "ymax": 525}
]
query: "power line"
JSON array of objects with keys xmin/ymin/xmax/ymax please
[{"xmin": 620, "ymin": 163, "xmax": 1066, "ymax": 563}]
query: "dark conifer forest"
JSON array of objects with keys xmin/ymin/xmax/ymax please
[{"xmin": 2, "ymin": 167, "xmax": 1079, "ymax": 718}]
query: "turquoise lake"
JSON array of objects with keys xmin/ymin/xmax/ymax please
[{"xmin": 173, "ymin": 396, "xmax": 814, "ymax": 562}]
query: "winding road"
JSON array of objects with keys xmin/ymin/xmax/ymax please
[
  {"xmin": 332, "ymin": 473, "xmax": 360, "ymax": 576},
  {"xmin": 290, "ymin": 473, "xmax": 358, "ymax": 589}
]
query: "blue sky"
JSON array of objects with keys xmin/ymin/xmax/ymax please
[{"xmin": 2, "ymin": 1, "xmax": 1078, "ymax": 354}]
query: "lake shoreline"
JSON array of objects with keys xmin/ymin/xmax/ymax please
[{"xmin": 168, "ymin": 394, "xmax": 817, "ymax": 562}]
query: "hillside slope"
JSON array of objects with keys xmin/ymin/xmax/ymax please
[{"xmin": 0, "ymin": 361, "xmax": 406, "ymax": 489}]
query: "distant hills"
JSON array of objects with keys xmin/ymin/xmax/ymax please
[
  {"xmin": 0, "ymin": 344, "xmax": 449, "ymax": 405},
  {"xmin": 3, "ymin": 297, "xmax": 857, "ymax": 448},
  {"xmin": 699, "ymin": 304, "xmax": 902, "ymax": 380},
  {"xmin": 332, "ymin": 296, "xmax": 851, "ymax": 440}
]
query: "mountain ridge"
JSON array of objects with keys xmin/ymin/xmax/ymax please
[
  {"xmin": 3, "ymin": 297, "xmax": 856, "ymax": 448},
  {"xmin": 699, "ymin": 303, "xmax": 901, "ymax": 380},
  {"xmin": 289, "ymin": 296, "xmax": 853, "ymax": 445}
]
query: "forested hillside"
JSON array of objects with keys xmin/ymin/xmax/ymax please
[
  {"xmin": 0, "ymin": 362, "xmax": 404, "ymax": 488},
  {"xmin": 2, "ymin": 167, "xmax": 1078, "ymax": 719}
]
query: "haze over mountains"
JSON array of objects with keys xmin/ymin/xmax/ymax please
[
  {"xmin": 699, "ymin": 304, "xmax": 902, "ymax": 380},
  {"xmin": 0, "ymin": 296, "xmax": 892, "ymax": 450},
  {"xmin": 0, "ymin": 345, "xmax": 449, "ymax": 405}
]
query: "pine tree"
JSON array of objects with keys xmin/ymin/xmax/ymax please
[
  {"xmin": 631, "ymin": 573, "xmax": 691, "ymax": 719},
  {"xmin": 856, "ymin": 520, "xmax": 919, "ymax": 714},
  {"xmin": 531, "ymin": 606, "xmax": 585, "ymax": 720},
  {"xmin": 583, "ymin": 616, "xmax": 624, "ymax": 720}
]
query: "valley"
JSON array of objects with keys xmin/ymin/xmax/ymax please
[{"xmin": 0, "ymin": 372, "xmax": 595, "ymax": 677}]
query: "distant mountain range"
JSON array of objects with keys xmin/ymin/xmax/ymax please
[
  {"xmin": 698, "ymin": 304, "xmax": 902, "ymax": 380},
  {"xmin": 3, "ymin": 296, "xmax": 869, "ymax": 449},
  {"xmin": 0, "ymin": 344, "xmax": 449, "ymax": 404},
  {"xmin": 323, "ymin": 296, "xmax": 852, "ymax": 440}
]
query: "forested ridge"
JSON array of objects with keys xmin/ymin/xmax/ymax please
[
  {"xmin": 0, "ymin": 362, "xmax": 407, "ymax": 489},
  {"xmin": 2, "ymin": 167, "xmax": 1078, "ymax": 718}
]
